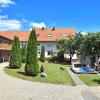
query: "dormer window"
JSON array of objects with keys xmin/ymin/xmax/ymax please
[
  {"xmin": 48, "ymin": 32, "xmax": 52, "ymax": 37},
  {"xmin": 63, "ymin": 33, "xmax": 67, "ymax": 37},
  {"xmin": 48, "ymin": 34, "xmax": 51, "ymax": 37}
]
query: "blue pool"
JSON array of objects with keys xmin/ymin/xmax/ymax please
[{"xmin": 80, "ymin": 67, "xmax": 93, "ymax": 73}]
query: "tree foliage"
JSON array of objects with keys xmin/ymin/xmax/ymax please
[
  {"xmin": 40, "ymin": 45, "xmax": 45, "ymax": 62},
  {"xmin": 21, "ymin": 46, "xmax": 27, "ymax": 63},
  {"xmin": 57, "ymin": 32, "xmax": 84, "ymax": 64},
  {"xmin": 9, "ymin": 36, "xmax": 21, "ymax": 69},
  {"xmin": 80, "ymin": 32, "xmax": 100, "ymax": 57},
  {"xmin": 25, "ymin": 29, "xmax": 39, "ymax": 76},
  {"xmin": 57, "ymin": 32, "xmax": 100, "ymax": 64}
]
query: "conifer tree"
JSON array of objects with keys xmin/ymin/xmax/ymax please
[
  {"xmin": 9, "ymin": 36, "xmax": 21, "ymax": 69},
  {"xmin": 25, "ymin": 29, "xmax": 39, "ymax": 76},
  {"xmin": 40, "ymin": 45, "xmax": 45, "ymax": 62}
]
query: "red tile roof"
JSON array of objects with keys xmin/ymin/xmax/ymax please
[
  {"xmin": 0, "ymin": 28, "xmax": 75, "ymax": 42},
  {"xmin": 0, "ymin": 44, "xmax": 11, "ymax": 51}
]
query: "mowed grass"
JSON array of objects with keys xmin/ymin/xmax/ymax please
[
  {"xmin": 4, "ymin": 62, "xmax": 75, "ymax": 85},
  {"xmin": 79, "ymin": 74, "xmax": 100, "ymax": 86}
]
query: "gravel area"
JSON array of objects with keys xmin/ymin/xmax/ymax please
[{"xmin": 0, "ymin": 62, "xmax": 100, "ymax": 100}]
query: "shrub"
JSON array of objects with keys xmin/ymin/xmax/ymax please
[
  {"xmin": 9, "ymin": 36, "xmax": 21, "ymax": 69},
  {"xmin": 40, "ymin": 65, "xmax": 44, "ymax": 73},
  {"xmin": 48, "ymin": 56, "xmax": 58, "ymax": 63},
  {"xmin": 57, "ymin": 52, "xmax": 64, "ymax": 63},
  {"xmin": 49, "ymin": 51, "xmax": 64, "ymax": 63},
  {"xmin": 25, "ymin": 29, "xmax": 39, "ymax": 76},
  {"xmin": 48, "ymin": 52, "xmax": 70, "ymax": 64},
  {"xmin": 40, "ymin": 45, "xmax": 45, "ymax": 62}
]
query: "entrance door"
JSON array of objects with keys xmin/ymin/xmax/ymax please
[{"xmin": 91, "ymin": 56, "xmax": 96, "ymax": 66}]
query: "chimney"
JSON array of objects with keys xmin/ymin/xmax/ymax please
[
  {"xmin": 41, "ymin": 27, "xmax": 44, "ymax": 30},
  {"xmin": 52, "ymin": 27, "xmax": 55, "ymax": 31}
]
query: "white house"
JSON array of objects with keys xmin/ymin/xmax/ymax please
[{"xmin": 0, "ymin": 28, "xmax": 77, "ymax": 61}]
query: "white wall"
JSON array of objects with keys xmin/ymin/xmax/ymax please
[
  {"xmin": 81, "ymin": 55, "xmax": 99, "ymax": 65},
  {"xmin": 20, "ymin": 41, "xmax": 78, "ymax": 59},
  {"xmin": 37, "ymin": 41, "xmax": 58, "ymax": 58},
  {"xmin": 64, "ymin": 54, "xmax": 78, "ymax": 60},
  {"xmin": 81, "ymin": 56, "xmax": 91, "ymax": 65}
]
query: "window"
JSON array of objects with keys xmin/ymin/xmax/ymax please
[
  {"xmin": 48, "ymin": 34, "xmax": 51, "ymax": 37},
  {"xmin": 62, "ymin": 33, "xmax": 67, "ymax": 37},
  {"xmin": 0, "ymin": 53, "xmax": 1, "ymax": 57},
  {"xmin": 48, "ymin": 32, "xmax": 52, "ymax": 37},
  {"xmin": 38, "ymin": 52, "xmax": 40, "ymax": 54},
  {"xmin": 48, "ymin": 51, "xmax": 53, "ymax": 55},
  {"xmin": 56, "ymin": 45, "xmax": 59, "ymax": 49},
  {"xmin": 0, "ymin": 40, "xmax": 3, "ymax": 43},
  {"xmin": 37, "ymin": 43, "xmax": 40, "ymax": 46},
  {"xmin": 47, "ymin": 44, "xmax": 52, "ymax": 47}
]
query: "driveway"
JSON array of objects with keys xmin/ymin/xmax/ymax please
[{"xmin": 0, "ymin": 62, "xmax": 100, "ymax": 100}]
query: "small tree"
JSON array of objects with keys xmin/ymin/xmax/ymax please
[
  {"xmin": 40, "ymin": 45, "xmax": 45, "ymax": 62},
  {"xmin": 57, "ymin": 32, "xmax": 84, "ymax": 64},
  {"xmin": 25, "ymin": 29, "xmax": 39, "ymax": 76},
  {"xmin": 57, "ymin": 51, "xmax": 64, "ymax": 63},
  {"xmin": 40, "ymin": 65, "xmax": 44, "ymax": 73},
  {"xmin": 21, "ymin": 46, "xmax": 27, "ymax": 63},
  {"xmin": 9, "ymin": 36, "xmax": 21, "ymax": 69}
]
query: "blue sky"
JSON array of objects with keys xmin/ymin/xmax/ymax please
[{"xmin": 0, "ymin": 0, "xmax": 100, "ymax": 32}]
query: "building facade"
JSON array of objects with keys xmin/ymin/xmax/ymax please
[
  {"xmin": 81, "ymin": 55, "xmax": 99, "ymax": 66},
  {"xmin": 0, "ymin": 28, "xmax": 76, "ymax": 62}
]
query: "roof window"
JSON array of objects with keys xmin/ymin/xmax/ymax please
[{"xmin": 63, "ymin": 33, "xmax": 67, "ymax": 37}]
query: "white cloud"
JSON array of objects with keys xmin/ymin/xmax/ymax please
[
  {"xmin": 0, "ymin": 15, "xmax": 8, "ymax": 19},
  {"xmin": 0, "ymin": 0, "xmax": 15, "ymax": 7},
  {"xmin": 81, "ymin": 32, "xmax": 87, "ymax": 35},
  {"xmin": 0, "ymin": 19, "xmax": 22, "ymax": 30},
  {"xmin": 30, "ymin": 22, "xmax": 46, "ymax": 28},
  {"xmin": 22, "ymin": 19, "xmax": 29, "ymax": 23}
]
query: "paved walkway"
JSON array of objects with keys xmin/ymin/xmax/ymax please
[
  {"xmin": 66, "ymin": 68, "xmax": 100, "ymax": 100},
  {"xmin": 66, "ymin": 68, "xmax": 84, "ymax": 85},
  {"xmin": 0, "ymin": 62, "xmax": 100, "ymax": 100}
]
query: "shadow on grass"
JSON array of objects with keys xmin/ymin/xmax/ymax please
[
  {"xmin": 17, "ymin": 71, "xmax": 26, "ymax": 75},
  {"xmin": 93, "ymin": 79, "xmax": 100, "ymax": 84},
  {"xmin": 17, "ymin": 71, "xmax": 37, "ymax": 77},
  {"xmin": 5, "ymin": 66, "xmax": 10, "ymax": 69}
]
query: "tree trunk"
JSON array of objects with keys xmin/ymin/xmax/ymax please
[{"xmin": 69, "ymin": 54, "xmax": 72, "ymax": 65}]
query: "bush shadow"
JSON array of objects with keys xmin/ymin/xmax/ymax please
[
  {"xmin": 17, "ymin": 71, "xmax": 37, "ymax": 77},
  {"xmin": 17, "ymin": 71, "xmax": 26, "ymax": 75},
  {"xmin": 93, "ymin": 79, "xmax": 100, "ymax": 84},
  {"xmin": 5, "ymin": 66, "xmax": 10, "ymax": 69}
]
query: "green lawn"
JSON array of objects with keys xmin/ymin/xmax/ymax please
[
  {"xmin": 79, "ymin": 74, "xmax": 100, "ymax": 86},
  {"xmin": 4, "ymin": 62, "xmax": 75, "ymax": 85}
]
